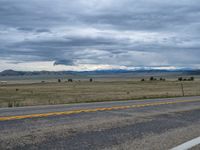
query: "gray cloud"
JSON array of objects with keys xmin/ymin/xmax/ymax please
[
  {"xmin": 0, "ymin": 0, "xmax": 200, "ymax": 70},
  {"xmin": 54, "ymin": 59, "xmax": 74, "ymax": 66}
]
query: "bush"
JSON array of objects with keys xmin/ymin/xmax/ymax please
[
  {"xmin": 15, "ymin": 102, "xmax": 20, "ymax": 107},
  {"xmin": 8, "ymin": 101, "xmax": 13, "ymax": 107},
  {"xmin": 190, "ymin": 77, "xmax": 194, "ymax": 81},
  {"xmin": 160, "ymin": 78, "xmax": 166, "ymax": 81},
  {"xmin": 150, "ymin": 76, "xmax": 154, "ymax": 81},
  {"xmin": 141, "ymin": 79, "xmax": 145, "ymax": 81},
  {"xmin": 178, "ymin": 77, "xmax": 183, "ymax": 81},
  {"xmin": 89, "ymin": 78, "xmax": 93, "ymax": 82},
  {"xmin": 68, "ymin": 79, "xmax": 73, "ymax": 82}
]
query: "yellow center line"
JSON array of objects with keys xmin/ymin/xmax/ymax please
[{"xmin": 0, "ymin": 99, "xmax": 199, "ymax": 121}]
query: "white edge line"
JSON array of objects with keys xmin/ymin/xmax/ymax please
[{"xmin": 170, "ymin": 136, "xmax": 200, "ymax": 150}]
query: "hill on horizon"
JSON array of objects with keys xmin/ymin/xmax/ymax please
[{"xmin": 0, "ymin": 69, "xmax": 200, "ymax": 77}]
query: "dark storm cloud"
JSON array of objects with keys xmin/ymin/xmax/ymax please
[
  {"xmin": 35, "ymin": 29, "xmax": 51, "ymax": 33},
  {"xmin": 54, "ymin": 59, "xmax": 74, "ymax": 66},
  {"xmin": 0, "ymin": 0, "xmax": 200, "ymax": 70},
  {"xmin": 17, "ymin": 27, "xmax": 35, "ymax": 32}
]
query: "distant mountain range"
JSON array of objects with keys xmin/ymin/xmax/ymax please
[{"xmin": 0, "ymin": 69, "xmax": 200, "ymax": 76}]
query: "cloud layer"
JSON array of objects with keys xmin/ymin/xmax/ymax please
[{"xmin": 0, "ymin": 0, "xmax": 200, "ymax": 71}]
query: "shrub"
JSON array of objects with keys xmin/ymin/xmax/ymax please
[
  {"xmin": 8, "ymin": 101, "xmax": 13, "ymax": 107},
  {"xmin": 150, "ymin": 76, "xmax": 154, "ymax": 81},
  {"xmin": 68, "ymin": 79, "xmax": 73, "ymax": 82},
  {"xmin": 15, "ymin": 102, "xmax": 20, "ymax": 107},
  {"xmin": 178, "ymin": 77, "xmax": 183, "ymax": 81},
  {"xmin": 160, "ymin": 78, "xmax": 166, "ymax": 81},
  {"xmin": 190, "ymin": 77, "xmax": 194, "ymax": 81}
]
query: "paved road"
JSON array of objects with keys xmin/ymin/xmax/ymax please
[{"xmin": 0, "ymin": 96, "xmax": 200, "ymax": 150}]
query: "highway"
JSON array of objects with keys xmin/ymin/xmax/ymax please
[{"xmin": 0, "ymin": 96, "xmax": 200, "ymax": 150}]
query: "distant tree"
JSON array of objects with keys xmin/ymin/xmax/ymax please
[
  {"xmin": 68, "ymin": 79, "xmax": 73, "ymax": 82},
  {"xmin": 141, "ymin": 78, "xmax": 145, "ymax": 82},
  {"xmin": 160, "ymin": 77, "xmax": 166, "ymax": 81},
  {"xmin": 190, "ymin": 77, "xmax": 194, "ymax": 81},
  {"xmin": 178, "ymin": 77, "xmax": 183, "ymax": 81},
  {"xmin": 8, "ymin": 101, "xmax": 13, "ymax": 107},
  {"xmin": 89, "ymin": 78, "xmax": 93, "ymax": 82},
  {"xmin": 150, "ymin": 76, "xmax": 154, "ymax": 81},
  {"xmin": 58, "ymin": 79, "xmax": 61, "ymax": 83}
]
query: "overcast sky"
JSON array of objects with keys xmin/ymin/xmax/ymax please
[{"xmin": 0, "ymin": 0, "xmax": 200, "ymax": 71}]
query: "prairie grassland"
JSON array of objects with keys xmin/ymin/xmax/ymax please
[{"xmin": 0, "ymin": 79, "xmax": 200, "ymax": 107}]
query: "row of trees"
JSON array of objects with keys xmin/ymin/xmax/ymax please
[
  {"xmin": 141, "ymin": 77, "xmax": 166, "ymax": 81},
  {"xmin": 141, "ymin": 76, "xmax": 195, "ymax": 82},
  {"xmin": 178, "ymin": 77, "xmax": 194, "ymax": 81},
  {"xmin": 57, "ymin": 78, "xmax": 93, "ymax": 83}
]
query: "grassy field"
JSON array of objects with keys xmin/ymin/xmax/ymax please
[{"xmin": 0, "ymin": 77, "xmax": 200, "ymax": 108}]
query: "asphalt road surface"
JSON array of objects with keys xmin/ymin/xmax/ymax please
[{"xmin": 0, "ymin": 96, "xmax": 200, "ymax": 150}]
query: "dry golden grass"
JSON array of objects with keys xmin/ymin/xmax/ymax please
[{"xmin": 0, "ymin": 80, "xmax": 200, "ymax": 107}]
